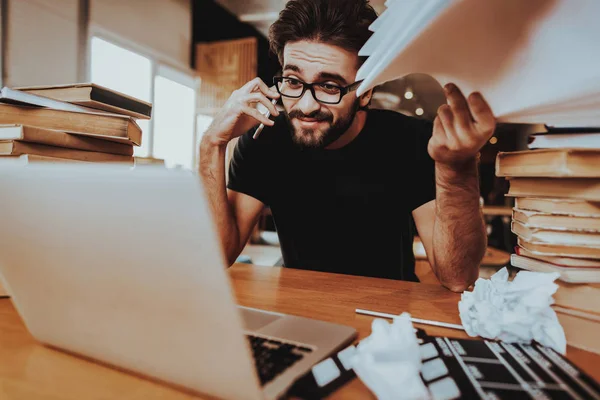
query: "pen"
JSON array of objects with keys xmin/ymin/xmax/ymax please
[
  {"xmin": 355, "ymin": 308, "xmax": 465, "ymax": 331},
  {"xmin": 253, "ymin": 98, "xmax": 279, "ymax": 139}
]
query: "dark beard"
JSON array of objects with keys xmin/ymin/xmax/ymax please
[{"xmin": 283, "ymin": 99, "xmax": 360, "ymax": 149}]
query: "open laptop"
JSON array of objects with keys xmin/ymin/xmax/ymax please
[{"xmin": 0, "ymin": 163, "xmax": 357, "ymax": 400}]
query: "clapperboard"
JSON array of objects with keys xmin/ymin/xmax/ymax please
[
  {"xmin": 417, "ymin": 330, "xmax": 600, "ymax": 400},
  {"xmin": 287, "ymin": 329, "xmax": 600, "ymax": 399}
]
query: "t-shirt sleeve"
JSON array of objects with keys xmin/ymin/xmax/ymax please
[
  {"xmin": 408, "ymin": 118, "xmax": 436, "ymax": 211},
  {"xmin": 226, "ymin": 130, "xmax": 272, "ymax": 205}
]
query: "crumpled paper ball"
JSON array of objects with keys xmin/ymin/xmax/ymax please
[
  {"xmin": 351, "ymin": 312, "xmax": 430, "ymax": 400},
  {"xmin": 458, "ymin": 267, "xmax": 566, "ymax": 354}
]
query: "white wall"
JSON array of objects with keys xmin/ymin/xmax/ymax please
[
  {"xmin": 90, "ymin": 0, "xmax": 191, "ymax": 69},
  {"xmin": 4, "ymin": 0, "xmax": 192, "ymax": 87},
  {"xmin": 6, "ymin": 0, "xmax": 79, "ymax": 87}
]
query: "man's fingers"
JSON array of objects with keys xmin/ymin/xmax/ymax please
[
  {"xmin": 444, "ymin": 83, "xmax": 472, "ymax": 134},
  {"xmin": 437, "ymin": 104, "xmax": 460, "ymax": 149},
  {"xmin": 241, "ymin": 106, "xmax": 275, "ymax": 126},
  {"xmin": 433, "ymin": 114, "xmax": 445, "ymax": 137},
  {"xmin": 241, "ymin": 77, "xmax": 267, "ymax": 93},
  {"xmin": 245, "ymin": 93, "xmax": 279, "ymax": 116},
  {"xmin": 428, "ymin": 116, "xmax": 448, "ymax": 160},
  {"xmin": 468, "ymin": 92, "xmax": 495, "ymax": 134},
  {"xmin": 242, "ymin": 77, "xmax": 280, "ymax": 99},
  {"xmin": 437, "ymin": 104, "xmax": 454, "ymax": 131}
]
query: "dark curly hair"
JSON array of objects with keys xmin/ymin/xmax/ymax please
[{"xmin": 268, "ymin": 0, "xmax": 378, "ymax": 67}]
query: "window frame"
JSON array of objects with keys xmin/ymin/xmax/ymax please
[{"xmin": 87, "ymin": 27, "xmax": 200, "ymax": 167}]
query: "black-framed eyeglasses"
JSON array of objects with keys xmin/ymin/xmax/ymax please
[{"xmin": 273, "ymin": 76, "xmax": 363, "ymax": 105}]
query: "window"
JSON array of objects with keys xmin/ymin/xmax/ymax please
[
  {"xmin": 90, "ymin": 37, "xmax": 152, "ymax": 157},
  {"xmin": 90, "ymin": 36, "xmax": 198, "ymax": 168},
  {"xmin": 196, "ymin": 114, "xmax": 214, "ymax": 145},
  {"xmin": 152, "ymin": 67, "xmax": 196, "ymax": 169}
]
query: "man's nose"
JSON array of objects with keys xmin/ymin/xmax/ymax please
[{"xmin": 295, "ymin": 88, "xmax": 321, "ymax": 115}]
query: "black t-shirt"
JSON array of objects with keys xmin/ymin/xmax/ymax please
[{"xmin": 227, "ymin": 108, "xmax": 436, "ymax": 281}]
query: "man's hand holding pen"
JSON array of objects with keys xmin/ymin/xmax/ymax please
[{"xmin": 203, "ymin": 77, "xmax": 280, "ymax": 147}]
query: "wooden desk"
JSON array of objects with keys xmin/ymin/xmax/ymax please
[{"xmin": 1, "ymin": 264, "xmax": 599, "ymax": 399}]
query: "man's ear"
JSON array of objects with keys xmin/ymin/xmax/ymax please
[{"xmin": 359, "ymin": 88, "xmax": 373, "ymax": 108}]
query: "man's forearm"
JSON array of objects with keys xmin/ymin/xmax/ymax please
[
  {"xmin": 432, "ymin": 158, "xmax": 486, "ymax": 292},
  {"xmin": 198, "ymin": 137, "xmax": 241, "ymax": 265}
]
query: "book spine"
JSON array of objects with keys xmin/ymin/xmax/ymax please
[
  {"xmin": 20, "ymin": 126, "xmax": 133, "ymax": 156},
  {"xmin": 554, "ymin": 283, "xmax": 600, "ymax": 314},
  {"xmin": 0, "ymin": 104, "xmax": 137, "ymax": 145},
  {"xmin": 9, "ymin": 141, "xmax": 133, "ymax": 163},
  {"xmin": 518, "ymin": 238, "xmax": 600, "ymax": 259},
  {"xmin": 555, "ymin": 311, "xmax": 600, "ymax": 355},
  {"xmin": 508, "ymin": 178, "xmax": 600, "ymax": 202}
]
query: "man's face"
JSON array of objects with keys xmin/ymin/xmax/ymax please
[{"xmin": 280, "ymin": 41, "xmax": 361, "ymax": 148}]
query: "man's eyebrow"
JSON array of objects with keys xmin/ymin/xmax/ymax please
[
  {"xmin": 283, "ymin": 65, "xmax": 349, "ymax": 85},
  {"xmin": 316, "ymin": 72, "xmax": 348, "ymax": 85},
  {"xmin": 283, "ymin": 64, "xmax": 302, "ymax": 73}
]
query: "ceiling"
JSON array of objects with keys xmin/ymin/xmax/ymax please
[
  {"xmin": 215, "ymin": 0, "xmax": 388, "ymax": 38},
  {"xmin": 214, "ymin": 0, "xmax": 445, "ymax": 119}
]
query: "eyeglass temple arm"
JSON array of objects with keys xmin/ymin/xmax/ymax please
[{"xmin": 346, "ymin": 80, "xmax": 364, "ymax": 93}]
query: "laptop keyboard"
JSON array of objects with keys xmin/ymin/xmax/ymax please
[{"xmin": 246, "ymin": 334, "xmax": 313, "ymax": 385}]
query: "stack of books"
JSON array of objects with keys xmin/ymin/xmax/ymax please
[
  {"xmin": 496, "ymin": 130, "xmax": 600, "ymax": 354},
  {"xmin": 0, "ymin": 83, "xmax": 152, "ymax": 166}
]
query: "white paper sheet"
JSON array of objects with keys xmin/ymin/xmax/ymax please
[
  {"xmin": 458, "ymin": 267, "xmax": 567, "ymax": 354},
  {"xmin": 351, "ymin": 313, "xmax": 430, "ymax": 399},
  {"xmin": 356, "ymin": 0, "xmax": 600, "ymax": 126}
]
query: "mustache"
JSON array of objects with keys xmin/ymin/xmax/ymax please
[{"xmin": 288, "ymin": 109, "xmax": 333, "ymax": 122}]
